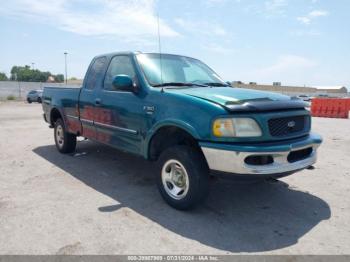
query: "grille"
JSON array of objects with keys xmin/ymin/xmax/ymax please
[{"xmin": 268, "ymin": 115, "xmax": 310, "ymax": 137}]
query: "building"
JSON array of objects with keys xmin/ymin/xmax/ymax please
[
  {"xmin": 231, "ymin": 81, "xmax": 348, "ymax": 97},
  {"xmin": 312, "ymin": 86, "xmax": 348, "ymax": 94}
]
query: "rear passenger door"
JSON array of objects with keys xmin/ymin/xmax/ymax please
[
  {"xmin": 79, "ymin": 57, "xmax": 108, "ymax": 139},
  {"xmin": 94, "ymin": 55, "xmax": 145, "ymax": 155}
]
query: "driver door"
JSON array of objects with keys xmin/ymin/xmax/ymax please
[{"xmin": 94, "ymin": 55, "xmax": 145, "ymax": 155}]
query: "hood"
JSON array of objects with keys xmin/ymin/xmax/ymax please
[{"xmin": 168, "ymin": 87, "xmax": 307, "ymax": 112}]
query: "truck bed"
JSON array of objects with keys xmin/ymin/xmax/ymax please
[{"xmin": 42, "ymin": 86, "xmax": 82, "ymax": 127}]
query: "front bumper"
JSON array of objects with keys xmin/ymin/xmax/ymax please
[{"xmin": 200, "ymin": 133, "xmax": 322, "ymax": 176}]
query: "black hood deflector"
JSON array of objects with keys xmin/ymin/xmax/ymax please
[{"xmin": 225, "ymin": 99, "xmax": 308, "ymax": 112}]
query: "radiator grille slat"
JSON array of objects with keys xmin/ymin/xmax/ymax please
[{"xmin": 268, "ymin": 115, "xmax": 310, "ymax": 137}]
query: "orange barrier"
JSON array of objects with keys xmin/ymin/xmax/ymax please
[{"xmin": 311, "ymin": 98, "xmax": 350, "ymax": 119}]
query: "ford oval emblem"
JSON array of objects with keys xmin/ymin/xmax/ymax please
[{"xmin": 288, "ymin": 121, "xmax": 296, "ymax": 128}]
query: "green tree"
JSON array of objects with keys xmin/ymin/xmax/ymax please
[
  {"xmin": 0, "ymin": 72, "xmax": 8, "ymax": 81},
  {"xmin": 10, "ymin": 65, "xmax": 35, "ymax": 81},
  {"xmin": 10, "ymin": 66, "xmax": 19, "ymax": 80},
  {"xmin": 9, "ymin": 65, "xmax": 64, "ymax": 82},
  {"xmin": 54, "ymin": 74, "xmax": 64, "ymax": 83}
]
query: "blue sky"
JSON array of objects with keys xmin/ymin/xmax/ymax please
[{"xmin": 0, "ymin": 0, "xmax": 349, "ymax": 87}]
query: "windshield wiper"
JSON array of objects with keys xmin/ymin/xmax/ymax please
[
  {"xmin": 203, "ymin": 82, "xmax": 230, "ymax": 87},
  {"xmin": 152, "ymin": 82, "xmax": 208, "ymax": 88}
]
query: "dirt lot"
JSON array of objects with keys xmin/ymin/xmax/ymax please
[{"xmin": 0, "ymin": 101, "xmax": 349, "ymax": 255}]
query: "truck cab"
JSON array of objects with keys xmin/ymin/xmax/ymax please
[{"xmin": 42, "ymin": 52, "xmax": 322, "ymax": 210}]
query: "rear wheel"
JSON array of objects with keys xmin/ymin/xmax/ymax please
[
  {"xmin": 157, "ymin": 145, "xmax": 209, "ymax": 210},
  {"xmin": 54, "ymin": 118, "xmax": 76, "ymax": 154},
  {"xmin": 27, "ymin": 98, "xmax": 32, "ymax": 103},
  {"xmin": 37, "ymin": 97, "xmax": 42, "ymax": 103}
]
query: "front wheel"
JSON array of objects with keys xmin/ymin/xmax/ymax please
[
  {"xmin": 156, "ymin": 145, "xmax": 209, "ymax": 210},
  {"xmin": 27, "ymin": 98, "xmax": 32, "ymax": 104},
  {"xmin": 54, "ymin": 118, "xmax": 77, "ymax": 154}
]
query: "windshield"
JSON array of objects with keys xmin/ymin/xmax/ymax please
[{"xmin": 136, "ymin": 53, "xmax": 227, "ymax": 87}]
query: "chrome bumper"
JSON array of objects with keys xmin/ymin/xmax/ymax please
[{"xmin": 201, "ymin": 143, "xmax": 320, "ymax": 175}]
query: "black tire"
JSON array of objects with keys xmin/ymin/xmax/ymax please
[
  {"xmin": 54, "ymin": 118, "xmax": 77, "ymax": 154},
  {"xmin": 27, "ymin": 98, "xmax": 32, "ymax": 104},
  {"xmin": 156, "ymin": 145, "xmax": 209, "ymax": 210},
  {"xmin": 37, "ymin": 97, "xmax": 42, "ymax": 103}
]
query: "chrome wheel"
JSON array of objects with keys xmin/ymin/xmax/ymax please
[
  {"xmin": 161, "ymin": 160, "xmax": 189, "ymax": 200},
  {"xmin": 55, "ymin": 125, "xmax": 64, "ymax": 148}
]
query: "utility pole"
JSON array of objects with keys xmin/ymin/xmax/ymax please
[
  {"xmin": 64, "ymin": 52, "xmax": 68, "ymax": 85},
  {"xmin": 18, "ymin": 80, "xmax": 21, "ymax": 99}
]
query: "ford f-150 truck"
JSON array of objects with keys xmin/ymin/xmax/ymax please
[{"xmin": 42, "ymin": 52, "xmax": 322, "ymax": 210}]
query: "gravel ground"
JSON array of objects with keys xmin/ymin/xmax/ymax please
[{"xmin": 0, "ymin": 101, "xmax": 349, "ymax": 255}]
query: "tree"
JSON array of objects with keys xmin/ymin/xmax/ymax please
[
  {"xmin": 9, "ymin": 65, "xmax": 64, "ymax": 82},
  {"xmin": 10, "ymin": 65, "xmax": 35, "ymax": 81},
  {"xmin": 0, "ymin": 72, "xmax": 8, "ymax": 81},
  {"xmin": 54, "ymin": 74, "xmax": 64, "ymax": 83}
]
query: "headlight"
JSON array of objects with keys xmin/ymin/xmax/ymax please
[{"xmin": 213, "ymin": 118, "xmax": 262, "ymax": 137}]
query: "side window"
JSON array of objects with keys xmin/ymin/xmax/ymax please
[
  {"xmin": 85, "ymin": 57, "xmax": 107, "ymax": 90},
  {"xmin": 104, "ymin": 56, "xmax": 136, "ymax": 91}
]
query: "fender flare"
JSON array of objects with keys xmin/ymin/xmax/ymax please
[
  {"xmin": 49, "ymin": 106, "xmax": 67, "ymax": 128},
  {"xmin": 143, "ymin": 119, "xmax": 200, "ymax": 159}
]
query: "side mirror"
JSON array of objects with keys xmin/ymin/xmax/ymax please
[{"xmin": 112, "ymin": 75, "xmax": 135, "ymax": 92}]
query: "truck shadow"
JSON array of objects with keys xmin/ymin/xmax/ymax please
[{"xmin": 33, "ymin": 141, "xmax": 331, "ymax": 253}]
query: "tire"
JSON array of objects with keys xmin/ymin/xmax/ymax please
[
  {"xmin": 27, "ymin": 98, "xmax": 32, "ymax": 104},
  {"xmin": 37, "ymin": 97, "xmax": 42, "ymax": 103},
  {"xmin": 54, "ymin": 118, "xmax": 77, "ymax": 154},
  {"xmin": 156, "ymin": 145, "xmax": 209, "ymax": 210}
]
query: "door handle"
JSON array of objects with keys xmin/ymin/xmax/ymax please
[{"xmin": 95, "ymin": 98, "xmax": 102, "ymax": 106}]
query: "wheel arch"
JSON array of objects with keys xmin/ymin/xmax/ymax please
[
  {"xmin": 145, "ymin": 120, "xmax": 202, "ymax": 161},
  {"xmin": 50, "ymin": 107, "xmax": 65, "ymax": 127}
]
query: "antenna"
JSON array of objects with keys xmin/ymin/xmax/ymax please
[{"xmin": 157, "ymin": 13, "xmax": 164, "ymax": 92}]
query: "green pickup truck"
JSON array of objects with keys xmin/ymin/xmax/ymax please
[{"xmin": 42, "ymin": 52, "xmax": 322, "ymax": 210}]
